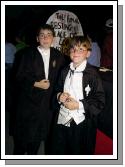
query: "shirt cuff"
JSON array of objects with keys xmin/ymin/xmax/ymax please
[{"xmin": 79, "ymin": 101, "xmax": 84, "ymax": 109}]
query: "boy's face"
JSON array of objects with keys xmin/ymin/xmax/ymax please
[
  {"xmin": 37, "ymin": 29, "xmax": 54, "ymax": 49},
  {"xmin": 70, "ymin": 45, "xmax": 90, "ymax": 66}
]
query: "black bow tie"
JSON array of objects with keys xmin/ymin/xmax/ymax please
[
  {"xmin": 69, "ymin": 69, "xmax": 74, "ymax": 78},
  {"xmin": 69, "ymin": 68, "xmax": 83, "ymax": 78}
]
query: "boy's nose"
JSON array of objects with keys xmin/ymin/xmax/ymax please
[{"xmin": 43, "ymin": 35, "xmax": 48, "ymax": 39}]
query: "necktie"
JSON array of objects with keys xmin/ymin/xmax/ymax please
[{"xmin": 69, "ymin": 69, "xmax": 75, "ymax": 78}]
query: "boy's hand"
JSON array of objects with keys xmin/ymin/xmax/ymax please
[
  {"xmin": 57, "ymin": 92, "xmax": 70, "ymax": 103},
  {"xmin": 34, "ymin": 79, "xmax": 50, "ymax": 89},
  {"xmin": 64, "ymin": 97, "xmax": 79, "ymax": 110}
]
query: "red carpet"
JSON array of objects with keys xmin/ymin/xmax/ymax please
[{"xmin": 95, "ymin": 129, "xmax": 113, "ymax": 155}]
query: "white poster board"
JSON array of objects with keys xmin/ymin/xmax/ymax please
[{"xmin": 46, "ymin": 10, "xmax": 83, "ymax": 50}]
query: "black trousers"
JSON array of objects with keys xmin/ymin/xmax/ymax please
[
  {"xmin": 13, "ymin": 139, "xmax": 41, "ymax": 155},
  {"xmin": 51, "ymin": 120, "xmax": 91, "ymax": 155}
]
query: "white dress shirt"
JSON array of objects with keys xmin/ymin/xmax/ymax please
[
  {"xmin": 37, "ymin": 46, "xmax": 50, "ymax": 79},
  {"xmin": 57, "ymin": 60, "xmax": 87, "ymax": 127}
]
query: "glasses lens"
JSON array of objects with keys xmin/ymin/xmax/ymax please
[
  {"xmin": 39, "ymin": 33, "xmax": 52, "ymax": 39},
  {"xmin": 70, "ymin": 48, "xmax": 87, "ymax": 53}
]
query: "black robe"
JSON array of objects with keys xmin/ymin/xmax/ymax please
[
  {"xmin": 10, "ymin": 47, "xmax": 65, "ymax": 144},
  {"xmin": 52, "ymin": 63, "xmax": 105, "ymax": 154}
]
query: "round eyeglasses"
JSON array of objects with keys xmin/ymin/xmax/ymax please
[
  {"xmin": 39, "ymin": 33, "xmax": 53, "ymax": 39},
  {"xmin": 70, "ymin": 48, "xmax": 88, "ymax": 54}
]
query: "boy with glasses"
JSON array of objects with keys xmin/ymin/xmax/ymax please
[
  {"xmin": 11, "ymin": 24, "xmax": 65, "ymax": 155},
  {"xmin": 51, "ymin": 36, "xmax": 105, "ymax": 155}
]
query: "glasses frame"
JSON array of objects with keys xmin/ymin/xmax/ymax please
[
  {"xmin": 39, "ymin": 33, "xmax": 53, "ymax": 39},
  {"xmin": 70, "ymin": 47, "xmax": 88, "ymax": 54}
]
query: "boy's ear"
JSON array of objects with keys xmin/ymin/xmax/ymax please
[
  {"xmin": 86, "ymin": 51, "xmax": 91, "ymax": 58},
  {"xmin": 51, "ymin": 37, "xmax": 55, "ymax": 47},
  {"xmin": 36, "ymin": 37, "xmax": 39, "ymax": 42}
]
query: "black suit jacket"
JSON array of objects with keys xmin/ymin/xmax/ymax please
[
  {"xmin": 53, "ymin": 63, "xmax": 105, "ymax": 154},
  {"xmin": 10, "ymin": 47, "xmax": 65, "ymax": 143}
]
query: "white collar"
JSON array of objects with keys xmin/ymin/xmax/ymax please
[
  {"xmin": 70, "ymin": 60, "xmax": 87, "ymax": 72},
  {"xmin": 37, "ymin": 46, "xmax": 50, "ymax": 55}
]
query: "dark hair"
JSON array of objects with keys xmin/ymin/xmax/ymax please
[
  {"xmin": 36, "ymin": 24, "xmax": 55, "ymax": 37},
  {"xmin": 69, "ymin": 36, "xmax": 92, "ymax": 51}
]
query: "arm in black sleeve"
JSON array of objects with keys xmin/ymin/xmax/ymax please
[
  {"xmin": 81, "ymin": 74, "xmax": 105, "ymax": 119},
  {"xmin": 15, "ymin": 49, "xmax": 37, "ymax": 95}
]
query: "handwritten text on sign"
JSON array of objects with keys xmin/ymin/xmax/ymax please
[{"xmin": 46, "ymin": 10, "xmax": 83, "ymax": 51}]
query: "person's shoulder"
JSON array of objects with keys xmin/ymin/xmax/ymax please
[
  {"xmin": 60, "ymin": 64, "xmax": 70, "ymax": 75},
  {"xmin": 51, "ymin": 47, "xmax": 62, "ymax": 55},
  {"xmin": 92, "ymin": 42, "xmax": 99, "ymax": 48},
  {"xmin": 85, "ymin": 63, "xmax": 99, "ymax": 76},
  {"xmin": 6, "ymin": 42, "xmax": 16, "ymax": 50}
]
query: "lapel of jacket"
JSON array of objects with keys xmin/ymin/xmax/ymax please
[
  {"xmin": 48, "ymin": 47, "xmax": 56, "ymax": 80},
  {"xmin": 35, "ymin": 48, "xmax": 46, "ymax": 79},
  {"xmin": 62, "ymin": 66, "xmax": 70, "ymax": 84},
  {"xmin": 82, "ymin": 63, "xmax": 90, "ymax": 99},
  {"xmin": 82, "ymin": 63, "xmax": 93, "ymax": 99}
]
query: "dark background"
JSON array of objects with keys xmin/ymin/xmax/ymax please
[
  {"xmin": 5, "ymin": 5, "xmax": 113, "ymax": 47},
  {"xmin": 4, "ymin": 5, "xmax": 113, "ymax": 155}
]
